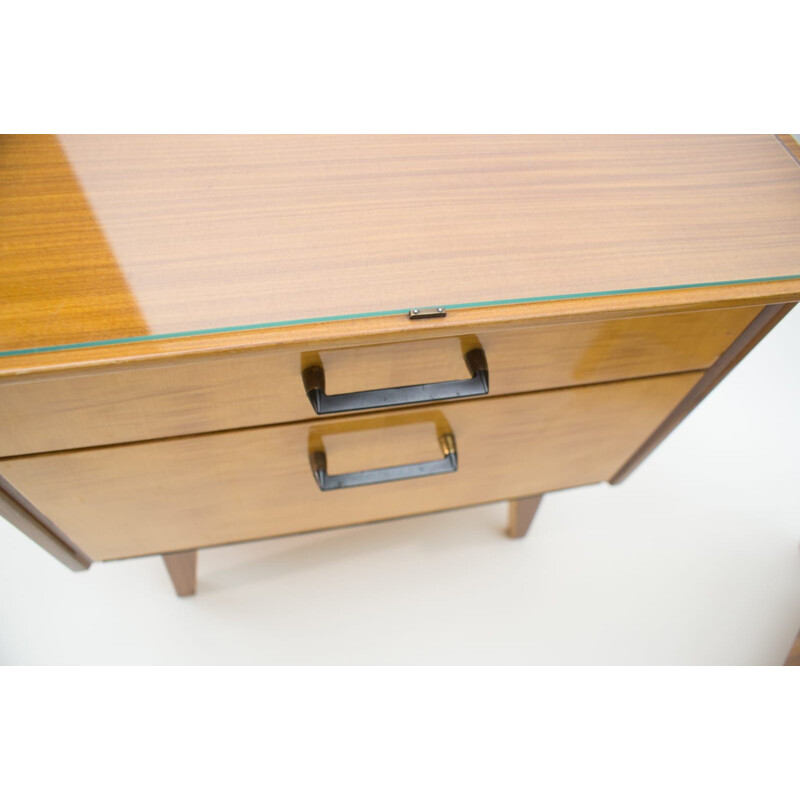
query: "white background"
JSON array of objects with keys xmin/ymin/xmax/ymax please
[{"xmin": 2, "ymin": 306, "xmax": 798, "ymax": 665}]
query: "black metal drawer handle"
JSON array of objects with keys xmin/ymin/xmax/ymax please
[
  {"xmin": 302, "ymin": 348, "xmax": 489, "ymax": 415},
  {"xmin": 311, "ymin": 433, "xmax": 457, "ymax": 491}
]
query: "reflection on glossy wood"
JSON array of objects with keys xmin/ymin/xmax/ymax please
[
  {"xmin": 2, "ymin": 280, "xmax": 799, "ymax": 377},
  {"xmin": 0, "ymin": 305, "xmax": 759, "ymax": 457},
  {"xmin": 162, "ymin": 551, "xmax": 197, "ymax": 597},
  {"xmin": 0, "ymin": 373, "xmax": 701, "ymax": 560},
  {"xmin": 0, "ymin": 135, "xmax": 148, "ymax": 350},
  {"xmin": 508, "ymin": 495, "xmax": 543, "ymax": 539},
  {"xmin": 3, "ymin": 135, "xmax": 800, "ymax": 361},
  {"xmin": 2, "ymin": 134, "xmax": 797, "ymax": 613}
]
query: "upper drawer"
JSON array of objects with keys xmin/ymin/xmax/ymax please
[{"xmin": 0, "ymin": 305, "xmax": 760, "ymax": 456}]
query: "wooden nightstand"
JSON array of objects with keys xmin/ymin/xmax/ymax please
[{"xmin": 2, "ymin": 134, "xmax": 799, "ymax": 597}]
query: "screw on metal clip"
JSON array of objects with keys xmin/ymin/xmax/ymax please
[{"xmin": 408, "ymin": 307, "xmax": 446, "ymax": 320}]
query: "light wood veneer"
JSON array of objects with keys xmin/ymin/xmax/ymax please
[
  {"xmin": 0, "ymin": 305, "xmax": 760, "ymax": 456},
  {"xmin": 1, "ymin": 134, "xmax": 799, "ymax": 621},
  {"xmin": 2, "ymin": 135, "xmax": 800, "ymax": 367},
  {"xmin": 0, "ymin": 372, "xmax": 700, "ymax": 560}
]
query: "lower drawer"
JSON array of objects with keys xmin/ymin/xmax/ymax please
[{"xmin": 0, "ymin": 372, "xmax": 701, "ymax": 560}]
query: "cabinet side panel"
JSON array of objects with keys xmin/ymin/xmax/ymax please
[
  {"xmin": 611, "ymin": 303, "xmax": 796, "ymax": 483},
  {"xmin": 0, "ymin": 476, "xmax": 91, "ymax": 570}
]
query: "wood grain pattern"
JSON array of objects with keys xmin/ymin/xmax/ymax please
[
  {"xmin": 2, "ymin": 280, "xmax": 799, "ymax": 377},
  {"xmin": 162, "ymin": 551, "xmax": 197, "ymax": 597},
  {"xmin": 0, "ymin": 373, "xmax": 701, "ymax": 560},
  {"xmin": 0, "ymin": 476, "xmax": 90, "ymax": 570},
  {"xmin": 508, "ymin": 495, "xmax": 543, "ymax": 539},
  {"xmin": 0, "ymin": 305, "xmax": 760, "ymax": 457},
  {"xmin": 0, "ymin": 135, "xmax": 148, "ymax": 351},
  {"xmin": 611, "ymin": 303, "xmax": 796, "ymax": 483},
  {"xmin": 3, "ymin": 135, "xmax": 800, "ymax": 372}
]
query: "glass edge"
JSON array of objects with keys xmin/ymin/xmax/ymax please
[{"xmin": 3, "ymin": 273, "xmax": 800, "ymax": 358}]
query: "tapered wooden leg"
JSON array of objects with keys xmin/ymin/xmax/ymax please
[
  {"xmin": 508, "ymin": 495, "xmax": 543, "ymax": 539},
  {"xmin": 162, "ymin": 550, "xmax": 197, "ymax": 597}
]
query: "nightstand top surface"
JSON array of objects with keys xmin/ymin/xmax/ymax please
[{"xmin": 2, "ymin": 134, "xmax": 800, "ymax": 367}]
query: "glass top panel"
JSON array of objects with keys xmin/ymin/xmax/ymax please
[{"xmin": 2, "ymin": 134, "xmax": 800, "ymax": 356}]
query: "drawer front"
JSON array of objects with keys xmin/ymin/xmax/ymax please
[
  {"xmin": 0, "ymin": 372, "xmax": 701, "ymax": 560},
  {"xmin": 0, "ymin": 305, "xmax": 758, "ymax": 456}
]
